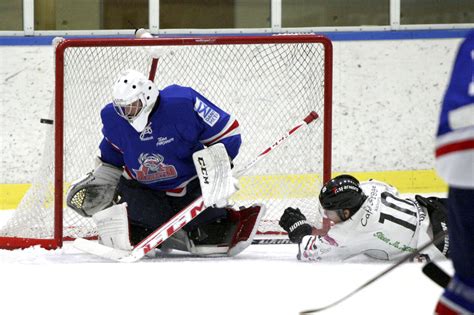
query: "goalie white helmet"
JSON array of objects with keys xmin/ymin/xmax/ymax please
[{"xmin": 112, "ymin": 69, "xmax": 159, "ymax": 132}]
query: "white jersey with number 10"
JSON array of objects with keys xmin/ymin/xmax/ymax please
[{"xmin": 312, "ymin": 180, "xmax": 443, "ymax": 261}]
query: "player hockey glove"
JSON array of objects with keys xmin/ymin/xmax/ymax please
[
  {"xmin": 298, "ymin": 235, "xmax": 319, "ymax": 261},
  {"xmin": 279, "ymin": 207, "xmax": 313, "ymax": 244},
  {"xmin": 297, "ymin": 234, "xmax": 338, "ymax": 261}
]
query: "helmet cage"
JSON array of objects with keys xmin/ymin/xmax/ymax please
[
  {"xmin": 111, "ymin": 69, "xmax": 159, "ymax": 132},
  {"xmin": 113, "ymin": 96, "xmax": 145, "ymax": 123}
]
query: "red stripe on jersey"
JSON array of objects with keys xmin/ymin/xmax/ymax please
[
  {"xmin": 204, "ymin": 119, "xmax": 240, "ymax": 146},
  {"xmin": 166, "ymin": 187, "xmax": 185, "ymax": 194},
  {"xmin": 435, "ymin": 139, "xmax": 474, "ymax": 158},
  {"xmin": 124, "ymin": 167, "xmax": 134, "ymax": 179},
  {"xmin": 105, "ymin": 137, "xmax": 124, "ymax": 153}
]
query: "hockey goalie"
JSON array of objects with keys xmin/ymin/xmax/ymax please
[{"xmin": 66, "ymin": 68, "xmax": 265, "ymax": 257}]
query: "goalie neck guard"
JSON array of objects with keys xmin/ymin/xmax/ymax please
[{"xmin": 112, "ymin": 69, "xmax": 159, "ymax": 132}]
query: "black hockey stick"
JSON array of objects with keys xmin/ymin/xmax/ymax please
[
  {"xmin": 422, "ymin": 261, "xmax": 451, "ymax": 288},
  {"xmin": 299, "ymin": 230, "xmax": 448, "ymax": 314},
  {"xmin": 252, "ymin": 238, "xmax": 292, "ymax": 245}
]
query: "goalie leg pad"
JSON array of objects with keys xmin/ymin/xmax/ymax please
[
  {"xmin": 115, "ymin": 176, "xmax": 230, "ymax": 247},
  {"xmin": 184, "ymin": 204, "xmax": 266, "ymax": 257},
  {"xmin": 159, "ymin": 230, "xmax": 194, "ymax": 253},
  {"xmin": 92, "ymin": 203, "xmax": 132, "ymax": 251},
  {"xmin": 155, "ymin": 227, "xmax": 230, "ymax": 256},
  {"xmin": 227, "ymin": 204, "xmax": 266, "ymax": 257}
]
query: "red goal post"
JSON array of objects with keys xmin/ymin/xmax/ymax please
[{"xmin": 0, "ymin": 35, "xmax": 333, "ymax": 249}]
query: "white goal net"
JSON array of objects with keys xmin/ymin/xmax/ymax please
[{"xmin": 0, "ymin": 35, "xmax": 332, "ymax": 249}]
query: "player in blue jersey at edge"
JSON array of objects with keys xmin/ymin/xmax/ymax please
[
  {"xmin": 66, "ymin": 69, "xmax": 266, "ymax": 257},
  {"xmin": 433, "ymin": 30, "xmax": 474, "ymax": 314}
]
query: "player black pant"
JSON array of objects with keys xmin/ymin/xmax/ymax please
[
  {"xmin": 115, "ymin": 176, "xmax": 229, "ymax": 245},
  {"xmin": 427, "ymin": 198, "xmax": 450, "ymax": 257},
  {"xmin": 447, "ymin": 187, "xmax": 474, "ymax": 279},
  {"xmin": 416, "ymin": 195, "xmax": 450, "ymax": 258}
]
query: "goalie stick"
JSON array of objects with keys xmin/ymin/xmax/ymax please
[
  {"xmin": 299, "ymin": 230, "xmax": 448, "ymax": 314},
  {"xmin": 74, "ymin": 111, "xmax": 319, "ymax": 262}
]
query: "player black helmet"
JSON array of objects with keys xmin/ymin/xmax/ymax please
[{"xmin": 319, "ymin": 174, "xmax": 366, "ymax": 221}]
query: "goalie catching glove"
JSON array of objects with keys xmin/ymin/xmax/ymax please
[
  {"xmin": 66, "ymin": 158, "xmax": 122, "ymax": 217},
  {"xmin": 193, "ymin": 143, "xmax": 239, "ymax": 208},
  {"xmin": 279, "ymin": 207, "xmax": 313, "ymax": 243}
]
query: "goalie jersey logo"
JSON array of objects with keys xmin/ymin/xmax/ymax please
[
  {"xmin": 132, "ymin": 153, "xmax": 177, "ymax": 183},
  {"xmin": 194, "ymin": 98, "xmax": 220, "ymax": 127}
]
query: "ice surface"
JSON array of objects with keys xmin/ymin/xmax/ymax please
[{"xmin": 0, "ymin": 207, "xmax": 451, "ymax": 315}]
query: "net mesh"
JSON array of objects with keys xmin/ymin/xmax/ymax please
[{"xmin": 0, "ymin": 36, "xmax": 331, "ymax": 244}]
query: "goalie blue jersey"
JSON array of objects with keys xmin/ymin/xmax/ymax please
[{"xmin": 99, "ymin": 84, "xmax": 241, "ymax": 191}]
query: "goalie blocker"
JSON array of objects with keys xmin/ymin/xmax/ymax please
[{"xmin": 192, "ymin": 143, "xmax": 239, "ymax": 208}]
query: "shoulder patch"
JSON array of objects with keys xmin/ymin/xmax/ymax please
[{"xmin": 194, "ymin": 97, "xmax": 220, "ymax": 127}]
